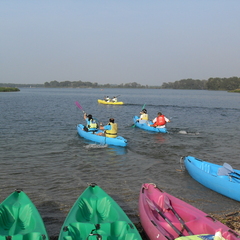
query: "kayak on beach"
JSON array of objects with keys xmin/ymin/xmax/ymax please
[
  {"xmin": 58, "ymin": 183, "xmax": 142, "ymax": 240},
  {"xmin": 98, "ymin": 99, "xmax": 124, "ymax": 105},
  {"xmin": 139, "ymin": 183, "xmax": 239, "ymax": 240},
  {"xmin": 183, "ymin": 156, "xmax": 240, "ymax": 202},
  {"xmin": 0, "ymin": 189, "xmax": 49, "ymax": 240},
  {"xmin": 77, "ymin": 124, "xmax": 128, "ymax": 147},
  {"xmin": 133, "ymin": 116, "xmax": 168, "ymax": 133}
]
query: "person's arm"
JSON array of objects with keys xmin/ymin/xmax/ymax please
[
  {"xmin": 152, "ymin": 117, "xmax": 157, "ymax": 123},
  {"xmin": 165, "ymin": 117, "xmax": 170, "ymax": 123},
  {"xmin": 83, "ymin": 113, "xmax": 87, "ymax": 120},
  {"xmin": 99, "ymin": 123, "xmax": 111, "ymax": 130},
  {"xmin": 103, "ymin": 125, "xmax": 111, "ymax": 130}
]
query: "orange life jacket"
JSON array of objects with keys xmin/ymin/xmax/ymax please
[{"xmin": 153, "ymin": 115, "xmax": 166, "ymax": 126}]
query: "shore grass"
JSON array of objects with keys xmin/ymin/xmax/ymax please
[
  {"xmin": 229, "ymin": 89, "xmax": 240, "ymax": 93},
  {"xmin": 0, "ymin": 87, "xmax": 20, "ymax": 92}
]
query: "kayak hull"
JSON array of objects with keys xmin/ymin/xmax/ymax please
[
  {"xmin": 184, "ymin": 156, "xmax": 240, "ymax": 202},
  {"xmin": 59, "ymin": 183, "xmax": 142, "ymax": 240},
  {"xmin": 133, "ymin": 116, "xmax": 168, "ymax": 133},
  {"xmin": 0, "ymin": 189, "xmax": 49, "ymax": 240},
  {"xmin": 139, "ymin": 183, "xmax": 239, "ymax": 240},
  {"xmin": 98, "ymin": 99, "xmax": 124, "ymax": 105},
  {"xmin": 77, "ymin": 124, "xmax": 127, "ymax": 147}
]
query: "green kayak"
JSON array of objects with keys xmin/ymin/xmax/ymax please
[
  {"xmin": 0, "ymin": 189, "xmax": 49, "ymax": 240},
  {"xmin": 58, "ymin": 183, "xmax": 142, "ymax": 240}
]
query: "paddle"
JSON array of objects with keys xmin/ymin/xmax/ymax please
[
  {"xmin": 132, "ymin": 103, "xmax": 146, "ymax": 128},
  {"xmin": 75, "ymin": 101, "xmax": 85, "ymax": 113},
  {"xmin": 218, "ymin": 165, "xmax": 240, "ymax": 180},
  {"xmin": 146, "ymin": 197, "xmax": 184, "ymax": 237},
  {"xmin": 163, "ymin": 195, "xmax": 193, "ymax": 235},
  {"xmin": 223, "ymin": 163, "xmax": 240, "ymax": 177}
]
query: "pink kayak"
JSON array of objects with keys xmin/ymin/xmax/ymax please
[{"xmin": 139, "ymin": 183, "xmax": 239, "ymax": 240}]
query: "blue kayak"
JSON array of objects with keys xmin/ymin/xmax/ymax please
[
  {"xmin": 133, "ymin": 116, "xmax": 168, "ymax": 133},
  {"xmin": 77, "ymin": 124, "xmax": 128, "ymax": 147},
  {"xmin": 183, "ymin": 156, "xmax": 240, "ymax": 202}
]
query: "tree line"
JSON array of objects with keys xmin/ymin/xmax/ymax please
[
  {"xmin": 1, "ymin": 76, "xmax": 240, "ymax": 91},
  {"xmin": 43, "ymin": 80, "xmax": 158, "ymax": 89},
  {"xmin": 161, "ymin": 77, "xmax": 240, "ymax": 90}
]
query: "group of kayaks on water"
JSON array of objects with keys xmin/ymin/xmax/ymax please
[
  {"xmin": 1, "ymin": 182, "xmax": 239, "ymax": 240},
  {"xmin": 74, "ymin": 99, "xmax": 240, "ymax": 240},
  {"xmin": 83, "ymin": 109, "xmax": 170, "ymax": 135},
  {"xmin": 76, "ymin": 98, "xmax": 171, "ymax": 147},
  {"xmin": 135, "ymin": 108, "xmax": 170, "ymax": 128}
]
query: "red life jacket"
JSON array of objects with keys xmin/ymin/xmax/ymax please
[{"xmin": 153, "ymin": 115, "xmax": 166, "ymax": 126}]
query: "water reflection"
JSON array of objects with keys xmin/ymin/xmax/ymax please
[{"xmin": 153, "ymin": 133, "xmax": 167, "ymax": 143}]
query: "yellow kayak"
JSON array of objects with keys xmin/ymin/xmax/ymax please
[{"xmin": 98, "ymin": 99, "xmax": 124, "ymax": 105}]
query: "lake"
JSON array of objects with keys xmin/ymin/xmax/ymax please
[{"xmin": 0, "ymin": 88, "xmax": 239, "ymax": 239}]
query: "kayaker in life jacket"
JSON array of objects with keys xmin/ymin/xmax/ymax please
[
  {"xmin": 96, "ymin": 118, "xmax": 118, "ymax": 138},
  {"xmin": 83, "ymin": 113, "xmax": 98, "ymax": 132},
  {"xmin": 111, "ymin": 96, "xmax": 117, "ymax": 102},
  {"xmin": 104, "ymin": 96, "xmax": 110, "ymax": 102},
  {"xmin": 137, "ymin": 109, "xmax": 148, "ymax": 124},
  {"xmin": 150, "ymin": 112, "xmax": 170, "ymax": 128}
]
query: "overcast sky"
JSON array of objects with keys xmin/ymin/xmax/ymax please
[{"xmin": 1, "ymin": 1, "xmax": 240, "ymax": 86}]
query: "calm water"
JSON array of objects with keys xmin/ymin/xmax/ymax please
[{"xmin": 0, "ymin": 88, "xmax": 239, "ymax": 238}]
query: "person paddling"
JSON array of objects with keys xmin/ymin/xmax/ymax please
[
  {"xmin": 150, "ymin": 112, "xmax": 170, "ymax": 128},
  {"xmin": 97, "ymin": 118, "xmax": 118, "ymax": 138},
  {"xmin": 111, "ymin": 96, "xmax": 117, "ymax": 102},
  {"xmin": 104, "ymin": 96, "xmax": 110, "ymax": 102},
  {"xmin": 83, "ymin": 113, "xmax": 98, "ymax": 131},
  {"xmin": 137, "ymin": 109, "xmax": 148, "ymax": 124}
]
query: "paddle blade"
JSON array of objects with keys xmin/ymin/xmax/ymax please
[
  {"xmin": 163, "ymin": 195, "xmax": 172, "ymax": 210},
  {"xmin": 223, "ymin": 163, "xmax": 233, "ymax": 172},
  {"xmin": 75, "ymin": 101, "xmax": 84, "ymax": 112},
  {"xmin": 163, "ymin": 195, "xmax": 194, "ymax": 235},
  {"xmin": 218, "ymin": 167, "xmax": 231, "ymax": 176},
  {"xmin": 223, "ymin": 163, "xmax": 240, "ymax": 177}
]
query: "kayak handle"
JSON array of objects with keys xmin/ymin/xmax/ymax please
[
  {"xmin": 228, "ymin": 229, "xmax": 240, "ymax": 238},
  {"xmin": 205, "ymin": 215, "xmax": 216, "ymax": 222}
]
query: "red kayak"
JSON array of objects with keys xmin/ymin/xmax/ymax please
[{"xmin": 139, "ymin": 183, "xmax": 239, "ymax": 240}]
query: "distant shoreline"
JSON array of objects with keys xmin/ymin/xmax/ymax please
[{"xmin": 0, "ymin": 87, "xmax": 20, "ymax": 92}]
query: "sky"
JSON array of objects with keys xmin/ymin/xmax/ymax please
[{"xmin": 1, "ymin": 0, "xmax": 240, "ymax": 86}]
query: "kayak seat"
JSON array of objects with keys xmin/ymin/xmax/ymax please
[
  {"xmin": 76, "ymin": 198, "xmax": 94, "ymax": 222},
  {"xmin": 97, "ymin": 197, "xmax": 118, "ymax": 222},
  {"xmin": 76, "ymin": 197, "xmax": 118, "ymax": 223},
  {"xmin": 18, "ymin": 204, "xmax": 35, "ymax": 231},
  {"xmin": 110, "ymin": 221, "xmax": 130, "ymax": 238},
  {"xmin": 23, "ymin": 232, "xmax": 46, "ymax": 240},
  {"xmin": 0, "ymin": 205, "xmax": 15, "ymax": 232},
  {"xmin": 67, "ymin": 222, "xmax": 95, "ymax": 240}
]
